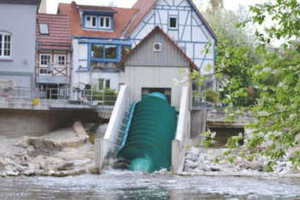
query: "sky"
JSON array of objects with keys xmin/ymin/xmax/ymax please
[{"xmin": 47, "ymin": 0, "xmax": 266, "ymax": 14}]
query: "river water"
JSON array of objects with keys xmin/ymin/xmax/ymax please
[{"xmin": 1, "ymin": 170, "xmax": 300, "ymax": 200}]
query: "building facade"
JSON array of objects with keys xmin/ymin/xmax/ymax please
[
  {"xmin": 120, "ymin": 27, "xmax": 195, "ymax": 109},
  {"xmin": 58, "ymin": 3, "xmax": 136, "ymax": 91},
  {"xmin": 58, "ymin": 0, "xmax": 216, "ymax": 92},
  {"xmin": 36, "ymin": 13, "xmax": 72, "ymax": 97},
  {"xmin": 0, "ymin": 0, "xmax": 39, "ymax": 88},
  {"xmin": 124, "ymin": 0, "xmax": 217, "ymax": 75}
]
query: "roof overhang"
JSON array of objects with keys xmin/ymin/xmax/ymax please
[{"xmin": 120, "ymin": 26, "xmax": 198, "ymax": 71}]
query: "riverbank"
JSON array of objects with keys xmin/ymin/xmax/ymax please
[
  {"xmin": 183, "ymin": 147, "xmax": 300, "ymax": 178},
  {"xmin": 1, "ymin": 124, "xmax": 300, "ymax": 179},
  {"xmin": 0, "ymin": 122, "xmax": 95, "ymax": 177}
]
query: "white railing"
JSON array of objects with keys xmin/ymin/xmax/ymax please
[
  {"xmin": 176, "ymin": 86, "xmax": 191, "ymax": 141},
  {"xmin": 172, "ymin": 85, "xmax": 191, "ymax": 173},
  {"xmin": 95, "ymin": 85, "xmax": 131, "ymax": 171},
  {"xmin": 0, "ymin": 87, "xmax": 118, "ymax": 108}
]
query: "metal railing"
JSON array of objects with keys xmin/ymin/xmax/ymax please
[{"xmin": 0, "ymin": 87, "xmax": 118, "ymax": 108}]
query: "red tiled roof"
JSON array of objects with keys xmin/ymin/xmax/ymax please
[
  {"xmin": 58, "ymin": 2, "xmax": 138, "ymax": 38},
  {"xmin": 37, "ymin": 14, "xmax": 72, "ymax": 50},
  {"xmin": 120, "ymin": 26, "xmax": 198, "ymax": 70}
]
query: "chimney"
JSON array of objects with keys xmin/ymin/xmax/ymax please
[{"xmin": 39, "ymin": 0, "xmax": 47, "ymax": 13}]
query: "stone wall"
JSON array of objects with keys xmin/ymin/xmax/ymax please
[
  {"xmin": 0, "ymin": 109, "xmax": 99, "ymax": 137},
  {"xmin": 191, "ymin": 109, "xmax": 207, "ymax": 138}
]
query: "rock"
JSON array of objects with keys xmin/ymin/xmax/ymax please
[
  {"xmin": 56, "ymin": 162, "xmax": 74, "ymax": 171},
  {"xmin": 27, "ymin": 137, "xmax": 62, "ymax": 157},
  {"xmin": 247, "ymin": 194, "xmax": 258, "ymax": 200},
  {"xmin": 0, "ymin": 158, "xmax": 6, "ymax": 169},
  {"xmin": 73, "ymin": 121, "xmax": 88, "ymax": 136}
]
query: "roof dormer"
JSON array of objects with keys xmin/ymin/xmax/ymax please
[{"xmin": 81, "ymin": 8, "xmax": 116, "ymax": 31}]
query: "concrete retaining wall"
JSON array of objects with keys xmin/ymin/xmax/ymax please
[
  {"xmin": 0, "ymin": 109, "xmax": 99, "ymax": 137},
  {"xmin": 172, "ymin": 86, "xmax": 191, "ymax": 174},
  {"xmin": 95, "ymin": 85, "xmax": 131, "ymax": 171}
]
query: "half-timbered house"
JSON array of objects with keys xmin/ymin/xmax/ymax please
[
  {"xmin": 57, "ymin": 0, "xmax": 216, "ymax": 91},
  {"xmin": 36, "ymin": 14, "xmax": 72, "ymax": 97}
]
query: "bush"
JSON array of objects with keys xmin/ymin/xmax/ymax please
[
  {"xmin": 91, "ymin": 89, "xmax": 117, "ymax": 105},
  {"xmin": 205, "ymin": 89, "xmax": 220, "ymax": 103}
]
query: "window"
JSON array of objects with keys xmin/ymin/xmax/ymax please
[
  {"xmin": 92, "ymin": 44, "xmax": 105, "ymax": 58},
  {"xmin": 153, "ymin": 42, "xmax": 162, "ymax": 52},
  {"xmin": 169, "ymin": 16, "xmax": 178, "ymax": 29},
  {"xmin": 84, "ymin": 15, "xmax": 112, "ymax": 30},
  {"xmin": 85, "ymin": 15, "xmax": 97, "ymax": 28},
  {"xmin": 99, "ymin": 16, "xmax": 111, "ymax": 29},
  {"xmin": 105, "ymin": 45, "xmax": 117, "ymax": 59},
  {"xmin": 39, "ymin": 24, "xmax": 49, "ymax": 35},
  {"xmin": 55, "ymin": 55, "xmax": 66, "ymax": 65},
  {"xmin": 40, "ymin": 54, "xmax": 51, "ymax": 67},
  {"xmin": 99, "ymin": 79, "xmax": 110, "ymax": 90},
  {"xmin": 0, "ymin": 32, "xmax": 11, "ymax": 58},
  {"xmin": 91, "ymin": 44, "xmax": 117, "ymax": 60}
]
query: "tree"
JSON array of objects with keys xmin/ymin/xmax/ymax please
[
  {"xmin": 208, "ymin": 0, "xmax": 224, "ymax": 12},
  {"xmin": 229, "ymin": 0, "xmax": 300, "ymax": 169},
  {"xmin": 249, "ymin": 0, "xmax": 300, "ymax": 44},
  {"xmin": 203, "ymin": 8, "xmax": 260, "ymax": 106}
]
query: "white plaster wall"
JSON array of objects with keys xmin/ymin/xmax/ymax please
[
  {"xmin": 129, "ymin": 0, "xmax": 215, "ymax": 74},
  {"xmin": 71, "ymin": 39, "xmax": 120, "ymax": 90},
  {"xmin": 90, "ymin": 72, "xmax": 120, "ymax": 90},
  {"xmin": 124, "ymin": 66, "xmax": 190, "ymax": 109}
]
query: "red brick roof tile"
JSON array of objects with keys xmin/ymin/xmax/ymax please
[
  {"xmin": 37, "ymin": 13, "xmax": 72, "ymax": 50},
  {"xmin": 58, "ymin": 2, "xmax": 138, "ymax": 39}
]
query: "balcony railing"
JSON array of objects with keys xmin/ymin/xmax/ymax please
[
  {"xmin": 0, "ymin": 87, "xmax": 118, "ymax": 108},
  {"xmin": 36, "ymin": 64, "xmax": 70, "ymax": 84}
]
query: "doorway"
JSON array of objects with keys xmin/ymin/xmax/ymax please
[{"xmin": 142, "ymin": 88, "xmax": 171, "ymax": 103}]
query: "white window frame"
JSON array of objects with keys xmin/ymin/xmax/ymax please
[
  {"xmin": 55, "ymin": 55, "xmax": 66, "ymax": 66},
  {"xmin": 40, "ymin": 54, "xmax": 52, "ymax": 68},
  {"xmin": 98, "ymin": 78, "xmax": 111, "ymax": 90},
  {"xmin": 85, "ymin": 15, "xmax": 98, "ymax": 28},
  {"xmin": 99, "ymin": 16, "xmax": 112, "ymax": 29},
  {"xmin": 168, "ymin": 15, "xmax": 178, "ymax": 30},
  {"xmin": 0, "ymin": 32, "xmax": 12, "ymax": 59},
  {"xmin": 39, "ymin": 24, "xmax": 49, "ymax": 35}
]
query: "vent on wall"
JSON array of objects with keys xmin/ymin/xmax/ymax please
[{"xmin": 153, "ymin": 42, "xmax": 162, "ymax": 52}]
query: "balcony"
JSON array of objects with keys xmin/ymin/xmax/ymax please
[
  {"xmin": 0, "ymin": 87, "xmax": 118, "ymax": 111},
  {"xmin": 36, "ymin": 64, "xmax": 70, "ymax": 84}
]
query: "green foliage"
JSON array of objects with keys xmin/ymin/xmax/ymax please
[
  {"xmin": 205, "ymin": 89, "xmax": 220, "ymax": 103},
  {"xmin": 229, "ymin": 0, "xmax": 300, "ymax": 168},
  {"xmin": 263, "ymin": 161, "xmax": 275, "ymax": 172},
  {"xmin": 91, "ymin": 89, "xmax": 117, "ymax": 105},
  {"xmin": 201, "ymin": 130, "xmax": 216, "ymax": 148},
  {"xmin": 289, "ymin": 151, "xmax": 300, "ymax": 167},
  {"xmin": 226, "ymin": 134, "xmax": 243, "ymax": 148},
  {"xmin": 196, "ymin": 0, "xmax": 300, "ymax": 169},
  {"xmin": 248, "ymin": 0, "xmax": 300, "ymax": 44},
  {"xmin": 204, "ymin": 9, "xmax": 260, "ymax": 107}
]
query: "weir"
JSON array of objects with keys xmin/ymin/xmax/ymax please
[{"xmin": 95, "ymin": 85, "xmax": 191, "ymax": 174}]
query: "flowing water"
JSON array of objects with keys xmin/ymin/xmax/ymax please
[{"xmin": 1, "ymin": 170, "xmax": 300, "ymax": 200}]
